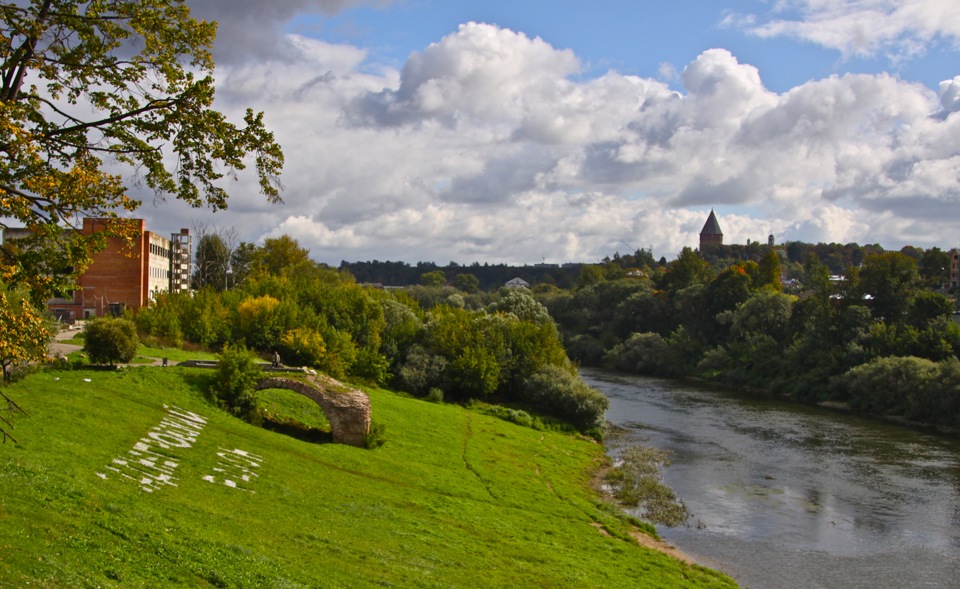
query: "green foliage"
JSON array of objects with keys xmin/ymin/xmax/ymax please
[
  {"xmin": 351, "ymin": 347, "xmax": 390, "ymax": 385},
  {"xmin": 606, "ymin": 332, "xmax": 677, "ymax": 377},
  {"xmin": 839, "ymin": 356, "xmax": 940, "ymax": 417},
  {"xmin": 426, "ymin": 387, "xmax": 444, "ymax": 403},
  {"xmin": 858, "ymin": 252, "xmax": 920, "ymax": 323},
  {"xmin": 521, "ymin": 365, "xmax": 609, "ymax": 434},
  {"xmin": 659, "ymin": 247, "xmax": 713, "ymax": 292},
  {"xmin": 83, "ymin": 317, "xmax": 139, "ymax": 366},
  {"xmin": 193, "ymin": 233, "xmax": 231, "ymax": 290},
  {"xmin": 277, "ymin": 327, "xmax": 326, "ymax": 368},
  {"xmin": 420, "ymin": 270, "xmax": 446, "ymax": 287},
  {"xmin": 454, "ymin": 272, "xmax": 480, "ymax": 293},
  {"xmin": 0, "ymin": 282, "xmax": 53, "ymax": 382},
  {"xmin": 396, "ymin": 344, "xmax": 449, "ymax": 396},
  {"xmin": 134, "ymin": 291, "xmax": 184, "ymax": 346},
  {"xmin": 486, "ymin": 288, "xmax": 553, "ymax": 324},
  {"xmin": 257, "ymin": 235, "xmax": 310, "ymax": 276},
  {"xmin": 209, "ymin": 345, "xmax": 262, "ymax": 421},
  {"xmin": 364, "ymin": 420, "xmax": 388, "ymax": 449}
]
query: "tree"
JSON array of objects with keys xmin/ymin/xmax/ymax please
[
  {"xmin": 193, "ymin": 233, "xmax": 230, "ymax": 290},
  {"xmin": 83, "ymin": 316, "xmax": 138, "ymax": 366},
  {"xmin": 420, "ymin": 270, "xmax": 445, "ymax": 287},
  {"xmin": 757, "ymin": 249, "xmax": 783, "ymax": 290},
  {"xmin": 0, "ymin": 282, "xmax": 52, "ymax": 383},
  {"xmin": 229, "ymin": 241, "xmax": 258, "ymax": 288},
  {"xmin": 858, "ymin": 252, "xmax": 920, "ymax": 323},
  {"xmin": 453, "ymin": 273, "xmax": 480, "ymax": 293},
  {"xmin": 258, "ymin": 235, "xmax": 309, "ymax": 276},
  {"xmin": 0, "ymin": 0, "xmax": 284, "ymax": 306},
  {"xmin": 659, "ymin": 247, "xmax": 712, "ymax": 293},
  {"xmin": 919, "ymin": 247, "xmax": 951, "ymax": 289}
]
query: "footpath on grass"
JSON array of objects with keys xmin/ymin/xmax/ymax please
[{"xmin": 0, "ymin": 363, "xmax": 738, "ymax": 588}]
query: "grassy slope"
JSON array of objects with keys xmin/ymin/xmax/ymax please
[{"xmin": 0, "ymin": 368, "xmax": 736, "ymax": 588}]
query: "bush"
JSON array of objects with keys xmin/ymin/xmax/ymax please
[
  {"xmin": 83, "ymin": 317, "xmax": 139, "ymax": 366},
  {"xmin": 365, "ymin": 421, "xmax": 387, "ymax": 449},
  {"xmin": 209, "ymin": 344, "xmax": 263, "ymax": 422},
  {"xmin": 839, "ymin": 355, "xmax": 938, "ymax": 416},
  {"xmin": 396, "ymin": 345, "xmax": 448, "ymax": 396},
  {"xmin": 521, "ymin": 365, "xmax": 608, "ymax": 435},
  {"xmin": 605, "ymin": 332, "xmax": 675, "ymax": 376},
  {"xmin": 481, "ymin": 405, "xmax": 538, "ymax": 429}
]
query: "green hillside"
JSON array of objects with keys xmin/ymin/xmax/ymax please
[{"xmin": 0, "ymin": 367, "xmax": 736, "ymax": 588}]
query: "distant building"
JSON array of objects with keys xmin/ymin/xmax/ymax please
[
  {"xmin": 949, "ymin": 249, "xmax": 959, "ymax": 289},
  {"xmin": 39, "ymin": 218, "xmax": 191, "ymax": 321},
  {"xmin": 699, "ymin": 209, "xmax": 723, "ymax": 250},
  {"xmin": 505, "ymin": 277, "xmax": 530, "ymax": 289}
]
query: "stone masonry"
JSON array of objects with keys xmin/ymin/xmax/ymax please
[{"xmin": 256, "ymin": 374, "xmax": 371, "ymax": 447}]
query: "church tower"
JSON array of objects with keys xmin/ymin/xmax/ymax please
[{"xmin": 699, "ymin": 209, "xmax": 723, "ymax": 250}]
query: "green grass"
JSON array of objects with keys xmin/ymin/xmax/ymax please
[{"xmin": 0, "ymin": 368, "xmax": 737, "ymax": 588}]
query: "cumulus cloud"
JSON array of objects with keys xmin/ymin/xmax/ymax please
[
  {"xmin": 729, "ymin": 0, "xmax": 960, "ymax": 61},
  {"xmin": 135, "ymin": 20, "xmax": 960, "ymax": 266}
]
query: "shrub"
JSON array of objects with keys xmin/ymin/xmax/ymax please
[
  {"xmin": 839, "ymin": 355, "xmax": 938, "ymax": 416},
  {"xmin": 605, "ymin": 332, "xmax": 675, "ymax": 376},
  {"xmin": 209, "ymin": 344, "xmax": 262, "ymax": 422},
  {"xmin": 396, "ymin": 345, "xmax": 448, "ymax": 396},
  {"xmin": 365, "ymin": 421, "xmax": 387, "ymax": 449},
  {"xmin": 426, "ymin": 387, "xmax": 444, "ymax": 403},
  {"xmin": 521, "ymin": 365, "xmax": 608, "ymax": 435},
  {"xmin": 350, "ymin": 347, "xmax": 390, "ymax": 385},
  {"xmin": 83, "ymin": 317, "xmax": 139, "ymax": 366}
]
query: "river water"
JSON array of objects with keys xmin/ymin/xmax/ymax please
[{"xmin": 582, "ymin": 368, "xmax": 960, "ymax": 589}]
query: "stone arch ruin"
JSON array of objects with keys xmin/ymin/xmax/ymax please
[{"xmin": 256, "ymin": 374, "xmax": 371, "ymax": 447}]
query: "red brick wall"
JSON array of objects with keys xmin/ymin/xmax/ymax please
[{"xmin": 76, "ymin": 218, "xmax": 148, "ymax": 316}]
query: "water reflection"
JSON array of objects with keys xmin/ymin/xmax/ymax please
[{"xmin": 584, "ymin": 368, "xmax": 960, "ymax": 589}]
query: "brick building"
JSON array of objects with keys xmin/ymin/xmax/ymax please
[{"xmin": 44, "ymin": 218, "xmax": 192, "ymax": 321}]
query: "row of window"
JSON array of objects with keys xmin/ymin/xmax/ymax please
[
  {"xmin": 150, "ymin": 266, "xmax": 170, "ymax": 279},
  {"xmin": 149, "ymin": 242, "xmax": 171, "ymax": 258}
]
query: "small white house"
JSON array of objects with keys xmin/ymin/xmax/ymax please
[{"xmin": 505, "ymin": 277, "xmax": 530, "ymax": 289}]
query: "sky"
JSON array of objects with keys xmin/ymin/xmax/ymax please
[{"xmin": 135, "ymin": 0, "xmax": 960, "ymax": 265}]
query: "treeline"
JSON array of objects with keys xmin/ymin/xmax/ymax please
[
  {"xmin": 535, "ymin": 246, "xmax": 960, "ymax": 430},
  {"xmin": 339, "ymin": 240, "xmax": 954, "ymax": 293},
  {"xmin": 139, "ymin": 236, "xmax": 607, "ymax": 435},
  {"xmin": 340, "ymin": 260, "xmax": 582, "ymax": 290}
]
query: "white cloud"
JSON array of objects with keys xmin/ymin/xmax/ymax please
[
  {"xmin": 732, "ymin": 0, "xmax": 960, "ymax": 61},
  {"xmin": 133, "ymin": 21, "xmax": 960, "ymax": 266}
]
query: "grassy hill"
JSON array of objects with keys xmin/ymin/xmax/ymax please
[{"xmin": 0, "ymin": 366, "xmax": 736, "ymax": 588}]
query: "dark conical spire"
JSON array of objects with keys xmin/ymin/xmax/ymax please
[
  {"xmin": 699, "ymin": 209, "xmax": 723, "ymax": 249},
  {"xmin": 700, "ymin": 209, "xmax": 723, "ymax": 236}
]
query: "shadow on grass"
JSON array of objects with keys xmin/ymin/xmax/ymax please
[{"xmin": 261, "ymin": 418, "xmax": 333, "ymax": 444}]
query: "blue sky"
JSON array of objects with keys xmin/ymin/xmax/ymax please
[
  {"xmin": 149, "ymin": 0, "xmax": 960, "ymax": 264},
  {"xmin": 298, "ymin": 1, "xmax": 957, "ymax": 92}
]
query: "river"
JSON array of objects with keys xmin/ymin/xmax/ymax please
[{"xmin": 582, "ymin": 368, "xmax": 960, "ymax": 589}]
